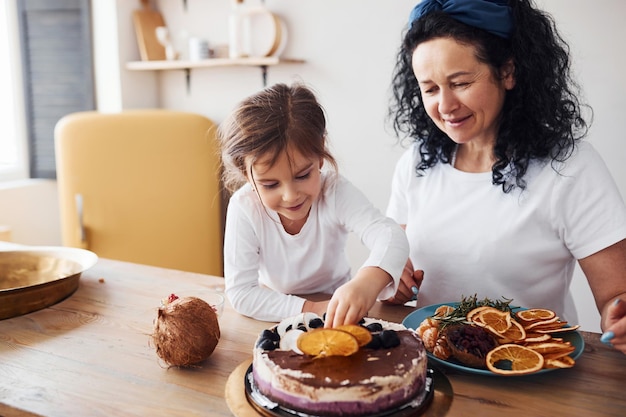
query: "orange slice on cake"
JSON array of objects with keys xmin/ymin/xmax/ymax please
[
  {"xmin": 335, "ymin": 324, "xmax": 372, "ymax": 347},
  {"xmin": 297, "ymin": 329, "xmax": 359, "ymax": 357}
]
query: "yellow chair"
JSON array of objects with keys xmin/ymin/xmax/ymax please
[{"xmin": 54, "ymin": 109, "xmax": 223, "ymax": 276}]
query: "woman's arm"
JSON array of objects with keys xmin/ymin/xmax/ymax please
[
  {"xmin": 381, "ymin": 224, "xmax": 424, "ymax": 305},
  {"xmin": 578, "ymin": 238, "xmax": 626, "ymax": 354}
]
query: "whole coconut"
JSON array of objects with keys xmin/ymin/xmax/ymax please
[{"xmin": 152, "ymin": 294, "xmax": 220, "ymax": 367}]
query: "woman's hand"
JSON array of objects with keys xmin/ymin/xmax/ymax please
[
  {"xmin": 383, "ymin": 259, "xmax": 424, "ymax": 305},
  {"xmin": 601, "ymin": 298, "xmax": 626, "ymax": 354}
]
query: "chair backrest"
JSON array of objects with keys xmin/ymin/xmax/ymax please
[{"xmin": 54, "ymin": 109, "xmax": 223, "ymax": 276}]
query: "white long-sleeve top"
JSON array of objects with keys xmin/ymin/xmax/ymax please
[
  {"xmin": 224, "ymin": 173, "xmax": 409, "ymax": 322},
  {"xmin": 387, "ymin": 141, "xmax": 626, "ymax": 323}
]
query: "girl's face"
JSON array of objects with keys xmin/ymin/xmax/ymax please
[
  {"xmin": 412, "ymin": 37, "xmax": 515, "ymax": 146},
  {"xmin": 247, "ymin": 146, "xmax": 323, "ymax": 234}
]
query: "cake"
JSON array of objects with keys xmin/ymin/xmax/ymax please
[{"xmin": 251, "ymin": 313, "xmax": 428, "ymax": 416}]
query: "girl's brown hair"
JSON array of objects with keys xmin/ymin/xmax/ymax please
[{"xmin": 218, "ymin": 82, "xmax": 338, "ymax": 193}]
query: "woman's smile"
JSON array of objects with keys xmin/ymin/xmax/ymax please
[{"xmin": 444, "ymin": 115, "xmax": 472, "ymax": 127}]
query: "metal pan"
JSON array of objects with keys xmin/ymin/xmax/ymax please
[{"xmin": 0, "ymin": 246, "xmax": 97, "ymax": 320}]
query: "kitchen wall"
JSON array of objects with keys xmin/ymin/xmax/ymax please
[
  {"xmin": 0, "ymin": 179, "xmax": 60, "ymax": 245},
  {"xmin": 5, "ymin": 0, "xmax": 626, "ymax": 332}
]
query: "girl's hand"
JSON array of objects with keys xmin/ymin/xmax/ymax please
[
  {"xmin": 601, "ymin": 298, "xmax": 626, "ymax": 354},
  {"xmin": 302, "ymin": 299, "xmax": 329, "ymax": 318},
  {"xmin": 324, "ymin": 267, "xmax": 391, "ymax": 328},
  {"xmin": 383, "ymin": 259, "xmax": 424, "ymax": 305}
]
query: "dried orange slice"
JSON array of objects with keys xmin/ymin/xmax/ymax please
[
  {"xmin": 544, "ymin": 355, "xmax": 575, "ymax": 369},
  {"xmin": 466, "ymin": 306, "xmax": 492, "ymax": 323},
  {"xmin": 296, "ymin": 329, "xmax": 359, "ymax": 357},
  {"xmin": 479, "ymin": 308, "xmax": 512, "ymax": 334},
  {"xmin": 516, "ymin": 308, "xmax": 556, "ymax": 323},
  {"xmin": 542, "ymin": 348, "xmax": 576, "ymax": 360},
  {"xmin": 524, "ymin": 316, "xmax": 561, "ymax": 330},
  {"xmin": 524, "ymin": 341, "xmax": 573, "ymax": 355},
  {"xmin": 535, "ymin": 324, "xmax": 580, "ymax": 334},
  {"xmin": 335, "ymin": 324, "xmax": 372, "ymax": 347},
  {"xmin": 523, "ymin": 332, "xmax": 552, "ymax": 343},
  {"xmin": 486, "ymin": 344, "xmax": 545, "ymax": 375},
  {"xmin": 497, "ymin": 319, "xmax": 526, "ymax": 342}
]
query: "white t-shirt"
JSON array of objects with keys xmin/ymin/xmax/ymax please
[
  {"xmin": 224, "ymin": 173, "xmax": 409, "ymax": 322},
  {"xmin": 387, "ymin": 141, "xmax": 626, "ymax": 323}
]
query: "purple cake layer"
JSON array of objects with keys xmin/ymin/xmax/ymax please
[{"xmin": 253, "ymin": 367, "xmax": 426, "ymax": 416}]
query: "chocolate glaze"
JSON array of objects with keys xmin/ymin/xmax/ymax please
[{"xmin": 265, "ymin": 330, "xmax": 423, "ymax": 387}]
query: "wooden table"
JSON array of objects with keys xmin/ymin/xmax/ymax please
[{"xmin": 1, "ymin": 253, "xmax": 625, "ymax": 417}]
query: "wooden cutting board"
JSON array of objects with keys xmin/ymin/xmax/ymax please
[{"xmin": 133, "ymin": 0, "xmax": 166, "ymax": 61}]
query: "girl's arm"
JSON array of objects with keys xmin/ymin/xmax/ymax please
[
  {"xmin": 223, "ymin": 193, "xmax": 306, "ymax": 321},
  {"xmin": 324, "ymin": 177, "xmax": 410, "ymax": 327}
]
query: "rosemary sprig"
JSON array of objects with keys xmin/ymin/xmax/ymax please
[{"xmin": 433, "ymin": 294, "xmax": 517, "ymax": 330}]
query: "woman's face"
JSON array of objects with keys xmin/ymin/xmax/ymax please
[
  {"xmin": 247, "ymin": 146, "xmax": 323, "ymax": 234},
  {"xmin": 412, "ymin": 37, "xmax": 515, "ymax": 146}
]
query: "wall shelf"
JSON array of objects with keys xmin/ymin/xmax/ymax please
[{"xmin": 126, "ymin": 57, "xmax": 305, "ymax": 91}]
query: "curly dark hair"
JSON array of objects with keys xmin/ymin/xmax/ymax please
[{"xmin": 389, "ymin": 0, "xmax": 591, "ymax": 192}]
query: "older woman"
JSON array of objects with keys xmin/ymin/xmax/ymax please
[{"xmin": 385, "ymin": 0, "xmax": 626, "ymax": 354}]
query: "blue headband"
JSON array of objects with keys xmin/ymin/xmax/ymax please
[{"xmin": 409, "ymin": 0, "xmax": 513, "ymax": 39}]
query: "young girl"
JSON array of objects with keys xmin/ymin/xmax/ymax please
[{"xmin": 218, "ymin": 82, "xmax": 409, "ymax": 327}]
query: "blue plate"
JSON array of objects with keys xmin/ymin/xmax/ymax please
[{"xmin": 402, "ymin": 302, "xmax": 585, "ymax": 376}]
